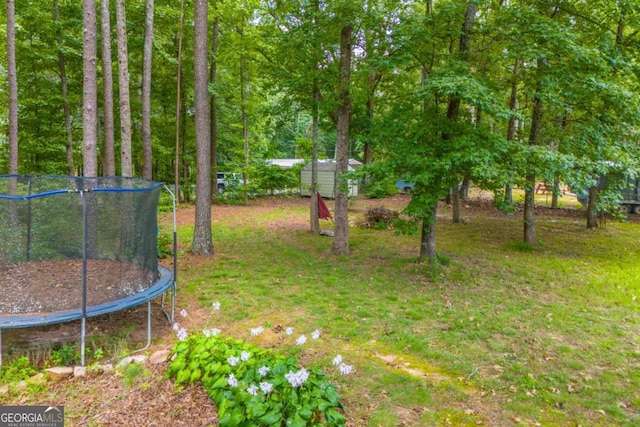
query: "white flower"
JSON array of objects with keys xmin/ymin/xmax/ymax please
[
  {"xmin": 259, "ymin": 381, "xmax": 273, "ymax": 394},
  {"xmin": 180, "ymin": 308, "xmax": 188, "ymax": 318},
  {"xmin": 296, "ymin": 335, "xmax": 307, "ymax": 345},
  {"xmin": 258, "ymin": 365, "xmax": 270, "ymax": 377},
  {"xmin": 172, "ymin": 322, "xmax": 180, "ymax": 332},
  {"xmin": 227, "ymin": 356, "xmax": 240, "ymax": 367},
  {"xmin": 285, "ymin": 368, "xmax": 310, "ymax": 388},
  {"xmin": 332, "ymin": 354, "xmax": 343, "ymax": 366},
  {"xmin": 240, "ymin": 351, "xmax": 251, "ymax": 362},
  {"xmin": 176, "ymin": 328, "xmax": 188, "ymax": 341},
  {"xmin": 202, "ymin": 328, "xmax": 221, "ymax": 338},
  {"xmin": 285, "ymin": 327, "xmax": 294, "ymax": 336},
  {"xmin": 247, "ymin": 384, "xmax": 259, "ymax": 396},
  {"xmin": 339, "ymin": 363, "xmax": 353, "ymax": 376},
  {"xmin": 212, "ymin": 301, "xmax": 221, "ymax": 311},
  {"xmin": 311, "ymin": 329, "xmax": 321, "ymax": 340},
  {"xmin": 250, "ymin": 326, "xmax": 264, "ymax": 336},
  {"xmin": 227, "ymin": 373, "xmax": 238, "ymax": 387}
]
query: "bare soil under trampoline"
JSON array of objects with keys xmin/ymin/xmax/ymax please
[{"xmin": 0, "ymin": 259, "xmax": 155, "ymax": 316}]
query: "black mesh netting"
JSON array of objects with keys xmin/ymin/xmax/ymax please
[{"xmin": 0, "ymin": 175, "xmax": 163, "ymax": 316}]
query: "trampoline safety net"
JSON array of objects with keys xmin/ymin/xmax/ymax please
[{"xmin": 0, "ymin": 175, "xmax": 163, "ymax": 318}]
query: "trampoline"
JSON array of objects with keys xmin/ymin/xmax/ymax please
[{"xmin": 0, "ymin": 175, "xmax": 177, "ymax": 367}]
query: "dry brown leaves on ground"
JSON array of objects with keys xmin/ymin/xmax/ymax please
[{"xmin": 28, "ymin": 362, "xmax": 217, "ymax": 427}]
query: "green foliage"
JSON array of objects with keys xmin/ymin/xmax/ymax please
[
  {"xmin": 158, "ymin": 192, "xmax": 175, "ymax": 213},
  {"xmin": 362, "ymin": 177, "xmax": 397, "ymax": 199},
  {"xmin": 0, "ymin": 356, "xmax": 37, "ymax": 383},
  {"xmin": 50, "ymin": 345, "xmax": 80, "ymax": 367},
  {"xmin": 157, "ymin": 230, "xmax": 174, "ymax": 259},
  {"xmin": 168, "ymin": 334, "xmax": 346, "ymax": 427},
  {"xmin": 250, "ymin": 164, "xmax": 299, "ymax": 195},
  {"xmin": 122, "ymin": 362, "xmax": 151, "ymax": 388},
  {"xmin": 358, "ymin": 163, "xmax": 399, "ymax": 199},
  {"xmin": 492, "ymin": 188, "xmax": 519, "ymax": 215}
]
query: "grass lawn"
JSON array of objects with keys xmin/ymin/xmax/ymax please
[
  {"xmin": 2, "ymin": 192, "xmax": 639, "ymax": 426},
  {"xmin": 168, "ymin": 193, "xmax": 640, "ymax": 426}
]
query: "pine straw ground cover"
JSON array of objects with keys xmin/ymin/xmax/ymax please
[{"xmin": 2, "ymin": 193, "xmax": 640, "ymax": 426}]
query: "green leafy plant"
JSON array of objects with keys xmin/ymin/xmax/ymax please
[
  {"xmin": 51, "ymin": 345, "xmax": 80, "ymax": 367},
  {"xmin": 168, "ymin": 334, "xmax": 346, "ymax": 427},
  {"xmin": 122, "ymin": 362, "xmax": 150, "ymax": 387},
  {"xmin": 0, "ymin": 356, "xmax": 37, "ymax": 383},
  {"xmin": 157, "ymin": 230, "xmax": 174, "ymax": 259}
]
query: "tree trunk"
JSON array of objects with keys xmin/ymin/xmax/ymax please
[
  {"xmin": 174, "ymin": 0, "xmax": 185, "ymax": 202},
  {"xmin": 310, "ymin": 80, "xmax": 321, "ymax": 235},
  {"xmin": 586, "ymin": 185, "xmax": 599, "ymax": 229},
  {"xmin": 523, "ymin": 58, "xmax": 546, "ymax": 245},
  {"xmin": 504, "ymin": 58, "xmax": 521, "ymax": 206},
  {"xmin": 445, "ymin": 2, "xmax": 476, "ymax": 224},
  {"xmin": 419, "ymin": 202, "xmax": 438, "ymax": 264},
  {"xmin": 209, "ymin": 12, "xmax": 219, "ymax": 198},
  {"xmin": 54, "ymin": 0, "xmax": 75, "ymax": 175},
  {"xmin": 551, "ymin": 181, "xmax": 559, "ymax": 208},
  {"xmin": 116, "ymin": 0, "xmax": 132, "ymax": 177},
  {"xmin": 192, "ymin": 0, "xmax": 213, "ymax": 256},
  {"xmin": 82, "ymin": 0, "xmax": 98, "ymax": 177},
  {"xmin": 309, "ymin": 0, "xmax": 321, "ymax": 235},
  {"xmin": 451, "ymin": 185, "xmax": 462, "ymax": 223},
  {"xmin": 460, "ymin": 177, "xmax": 470, "ymax": 200},
  {"xmin": 362, "ymin": 4, "xmax": 381, "ymax": 171},
  {"xmin": 333, "ymin": 24, "xmax": 352, "ymax": 256},
  {"xmin": 523, "ymin": 175, "xmax": 537, "ymax": 244},
  {"xmin": 141, "ymin": 0, "xmax": 155, "ymax": 179},
  {"xmin": 7, "ymin": 0, "xmax": 19, "ymax": 175},
  {"xmin": 504, "ymin": 185, "xmax": 513, "ymax": 204},
  {"xmin": 100, "ymin": 0, "xmax": 116, "ymax": 176},
  {"xmin": 180, "ymin": 78, "xmax": 188, "ymax": 202},
  {"xmin": 240, "ymin": 52, "xmax": 250, "ymax": 206}
]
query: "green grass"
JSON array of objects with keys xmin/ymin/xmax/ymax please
[{"xmin": 168, "ymin": 199, "xmax": 640, "ymax": 426}]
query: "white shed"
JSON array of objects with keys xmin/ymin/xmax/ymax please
[
  {"xmin": 265, "ymin": 158, "xmax": 306, "ymax": 169},
  {"xmin": 300, "ymin": 160, "xmax": 358, "ymax": 199}
]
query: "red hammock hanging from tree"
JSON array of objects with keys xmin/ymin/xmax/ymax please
[{"xmin": 317, "ymin": 193, "xmax": 333, "ymax": 222}]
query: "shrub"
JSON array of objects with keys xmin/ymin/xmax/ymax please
[
  {"xmin": 362, "ymin": 177, "xmax": 397, "ymax": 199},
  {"xmin": 0, "ymin": 356, "xmax": 37, "ymax": 383},
  {"xmin": 363, "ymin": 206, "xmax": 399, "ymax": 230},
  {"xmin": 157, "ymin": 230, "xmax": 173, "ymax": 259},
  {"xmin": 168, "ymin": 334, "xmax": 346, "ymax": 427}
]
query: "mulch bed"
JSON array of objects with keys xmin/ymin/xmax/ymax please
[{"xmin": 0, "ymin": 259, "xmax": 155, "ymax": 316}]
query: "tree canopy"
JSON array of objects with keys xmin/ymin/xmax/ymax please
[{"xmin": 1, "ymin": 0, "xmax": 639, "ymax": 256}]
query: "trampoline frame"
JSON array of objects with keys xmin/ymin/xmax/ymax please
[{"xmin": 0, "ymin": 178, "xmax": 178, "ymax": 369}]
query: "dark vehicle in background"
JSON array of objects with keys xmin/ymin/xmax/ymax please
[
  {"xmin": 216, "ymin": 172, "xmax": 242, "ymax": 194},
  {"xmin": 576, "ymin": 175, "xmax": 640, "ymax": 214}
]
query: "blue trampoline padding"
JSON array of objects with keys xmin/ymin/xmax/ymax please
[{"xmin": 0, "ymin": 266, "xmax": 174, "ymax": 330}]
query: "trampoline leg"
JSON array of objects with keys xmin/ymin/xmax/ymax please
[
  {"xmin": 132, "ymin": 301, "xmax": 152, "ymax": 355},
  {"xmin": 81, "ymin": 318, "xmax": 86, "ymax": 367},
  {"xmin": 171, "ymin": 283, "xmax": 176, "ymax": 324},
  {"xmin": 146, "ymin": 300, "xmax": 151, "ymax": 349}
]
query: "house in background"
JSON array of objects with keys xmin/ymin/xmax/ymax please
[
  {"xmin": 265, "ymin": 158, "xmax": 306, "ymax": 169},
  {"xmin": 300, "ymin": 160, "xmax": 359, "ymax": 199}
]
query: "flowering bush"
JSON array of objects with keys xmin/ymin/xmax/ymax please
[{"xmin": 168, "ymin": 334, "xmax": 347, "ymax": 426}]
